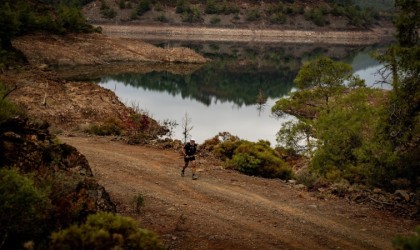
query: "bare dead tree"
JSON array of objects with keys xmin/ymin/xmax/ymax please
[
  {"xmin": 41, "ymin": 82, "xmax": 48, "ymax": 107},
  {"xmin": 181, "ymin": 112, "xmax": 193, "ymax": 144}
]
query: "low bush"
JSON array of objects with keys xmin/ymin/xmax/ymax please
[
  {"xmin": 84, "ymin": 118, "xmax": 122, "ymax": 136},
  {"xmin": 0, "ymin": 82, "xmax": 26, "ymax": 123},
  {"xmin": 246, "ymin": 8, "xmax": 261, "ymax": 22},
  {"xmin": 50, "ymin": 212, "xmax": 165, "ymax": 250},
  {"xmin": 210, "ymin": 16, "xmax": 221, "ymax": 25},
  {"xmin": 0, "ymin": 168, "xmax": 50, "ymax": 249},
  {"xmin": 176, "ymin": 0, "xmax": 190, "ymax": 14},
  {"xmin": 100, "ymin": 0, "xmax": 117, "ymax": 19},
  {"xmin": 136, "ymin": 0, "xmax": 151, "ymax": 16},
  {"xmin": 181, "ymin": 6, "xmax": 202, "ymax": 23},
  {"xmin": 269, "ymin": 13, "xmax": 287, "ymax": 24},
  {"xmin": 393, "ymin": 226, "xmax": 420, "ymax": 250},
  {"xmin": 215, "ymin": 139, "xmax": 293, "ymax": 180},
  {"xmin": 155, "ymin": 14, "xmax": 169, "ymax": 23}
]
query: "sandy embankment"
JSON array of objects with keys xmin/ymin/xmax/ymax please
[{"xmin": 99, "ymin": 24, "xmax": 395, "ymax": 45}]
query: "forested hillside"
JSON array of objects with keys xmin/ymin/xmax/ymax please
[{"xmin": 83, "ymin": 0, "xmax": 394, "ymax": 30}]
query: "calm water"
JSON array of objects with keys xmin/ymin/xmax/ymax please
[{"xmin": 98, "ymin": 41, "xmax": 389, "ymax": 145}]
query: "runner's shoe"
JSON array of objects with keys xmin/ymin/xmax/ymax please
[
  {"xmin": 181, "ymin": 170, "xmax": 185, "ymax": 177},
  {"xmin": 192, "ymin": 174, "xmax": 198, "ymax": 180}
]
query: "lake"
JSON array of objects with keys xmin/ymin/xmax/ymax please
[{"xmin": 97, "ymin": 41, "xmax": 390, "ymax": 145}]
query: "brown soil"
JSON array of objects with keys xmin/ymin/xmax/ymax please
[
  {"xmin": 58, "ymin": 135, "xmax": 417, "ymax": 250},
  {"xmin": 12, "ymin": 33, "xmax": 208, "ymax": 67}
]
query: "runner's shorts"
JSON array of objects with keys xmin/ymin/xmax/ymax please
[{"xmin": 184, "ymin": 155, "xmax": 195, "ymax": 162}]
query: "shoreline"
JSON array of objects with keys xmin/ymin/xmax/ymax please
[{"xmin": 98, "ymin": 24, "xmax": 395, "ymax": 45}]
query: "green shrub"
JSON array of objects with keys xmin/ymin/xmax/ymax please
[
  {"xmin": 216, "ymin": 140, "xmax": 292, "ymax": 180},
  {"xmin": 154, "ymin": 2, "xmax": 163, "ymax": 11},
  {"xmin": 84, "ymin": 118, "xmax": 122, "ymax": 136},
  {"xmin": 205, "ymin": 0, "xmax": 218, "ymax": 14},
  {"xmin": 100, "ymin": 0, "xmax": 117, "ymax": 19},
  {"xmin": 119, "ymin": 0, "xmax": 126, "ymax": 9},
  {"xmin": 181, "ymin": 6, "xmax": 202, "ymax": 23},
  {"xmin": 269, "ymin": 13, "xmax": 287, "ymax": 24},
  {"xmin": 50, "ymin": 212, "xmax": 165, "ymax": 250},
  {"xmin": 304, "ymin": 7, "xmax": 328, "ymax": 27},
  {"xmin": 101, "ymin": 7, "xmax": 117, "ymax": 19},
  {"xmin": 133, "ymin": 193, "xmax": 144, "ymax": 214},
  {"xmin": 0, "ymin": 168, "xmax": 49, "ymax": 249},
  {"xmin": 176, "ymin": 0, "xmax": 190, "ymax": 14},
  {"xmin": 0, "ymin": 82, "xmax": 26, "ymax": 122},
  {"xmin": 295, "ymin": 168, "xmax": 318, "ymax": 188},
  {"xmin": 210, "ymin": 16, "xmax": 221, "ymax": 25},
  {"xmin": 56, "ymin": 4, "xmax": 96, "ymax": 33},
  {"xmin": 393, "ymin": 226, "xmax": 420, "ymax": 250},
  {"xmin": 246, "ymin": 8, "xmax": 261, "ymax": 22},
  {"xmin": 136, "ymin": 0, "xmax": 151, "ymax": 16},
  {"xmin": 155, "ymin": 14, "xmax": 169, "ymax": 22}
]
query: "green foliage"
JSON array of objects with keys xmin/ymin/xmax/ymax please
[
  {"xmin": 205, "ymin": 0, "xmax": 238, "ymax": 15},
  {"xmin": 56, "ymin": 4, "xmax": 97, "ymax": 33},
  {"xmin": 100, "ymin": 0, "xmax": 117, "ymax": 19},
  {"xmin": 0, "ymin": 168, "xmax": 49, "ymax": 249},
  {"xmin": 84, "ymin": 118, "xmax": 123, "ymax": 136},
  {"xmin": 295, "ymin": 168, "xmax": 318, "ymax": 188},
  {"xmin": 133, "ymin": 193, "xmax": 144, "ymax": 214},
  {"xmin": 119, "ymin": 0, "xmax": 126, "ymax": 9},
  {"xmin": 394, "ymin": 0, "xmax": 419, "ymax": 47},
  {"xmin": 216, "ymin": 140, "xmax": 292, "ymax": 180},
  {"xmin": 276, "ymin": 120, "xmax": 314, "ymax": 156},
  {"xmin": 246, "ymin": 8, "xmax": 261, "ymax": 22},
  {"xmin": 272, "ymin": 55, "xmax": 402, "ymax": 186},
  {"xmin": 269, "ymin": 12, "xmax": 287, "ymax": 24},
  {"xmin": 136, "ymin": 0, "xmax": 151, "ymax": 16},
  {"xmin": 294, "ymin": 56, "xmax": 353, "ymax": 112},
  {"xmin": 0, "ymin": 2, "xmax": 20, "ymax": 48},
  {"xmin": 176, "ymin": 0, "xmax": 190, "ymax": 14},
  {"xmin": 0, "ymin": 0, "xmax": 96, "ymax": 52},
  {"xmin": 50, "ymin": 212, "xmax": 165, "ymax": 250},
  {"xmin": 210, "ymin": 16, "xmax": 221, "ymax": 25},
  {"xmin": 311, "ymin": 88, "xmax": 383, "ymax": 183},
  {"xmin": 368, "ymin": 0, "xmax": 420, "ymax": 190},
  {"xmin": 393, "ymin": 226, "xmax": 420, "ymax": 250},
  {"xmin": 304, "ymin": 7, "xmax": 329, "ymax": 26},
  {"xmin": 181, "ymin": 5, "xmax": 202, "ymax": 23},
  {"xmin": 0, "ymin": 83, "xmax": 26, "ymax": 122},
  {"xmin": 205, "ymin": 0, "xmax": 218, "ymax": 14},
  {"xmin": 155, "ymin": 14, "xmax": 169, "ymax": 22}
]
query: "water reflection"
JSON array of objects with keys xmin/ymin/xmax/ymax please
[{"xmin": 96, "ymin": 41, "xmax": 388, "ymax": 145}]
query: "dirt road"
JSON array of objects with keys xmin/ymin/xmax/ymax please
[{"xmin": 60, "ymin": 135, "xmax": 417, "ymax": 250}]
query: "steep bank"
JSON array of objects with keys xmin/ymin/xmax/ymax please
[
  {"xmin": 12, "ymin": 33, "xmax": 208, "ymax": 67},
  {"xmin": 99, "ymin": 24, "xmax": 394, "ymax": 45},
  {"xmin": 6, "ymin": 32, "xmax": 208, "ymax": 131}
]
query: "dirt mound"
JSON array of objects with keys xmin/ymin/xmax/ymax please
[{"xmin": 2, "ymin": 69, "xmax": 133, "ymax": 131}]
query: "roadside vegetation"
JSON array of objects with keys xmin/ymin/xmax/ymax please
[
  {"xmin": 202, "ymin": 132, "xmax": 293, "ymax": 180},
  {"xmin": 101, "ymin": 0, "xmax": 391, "ymax": 28},
  {"xmin": 272, "ymin": 0, "xmax": 419, "ymax": 195}
]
